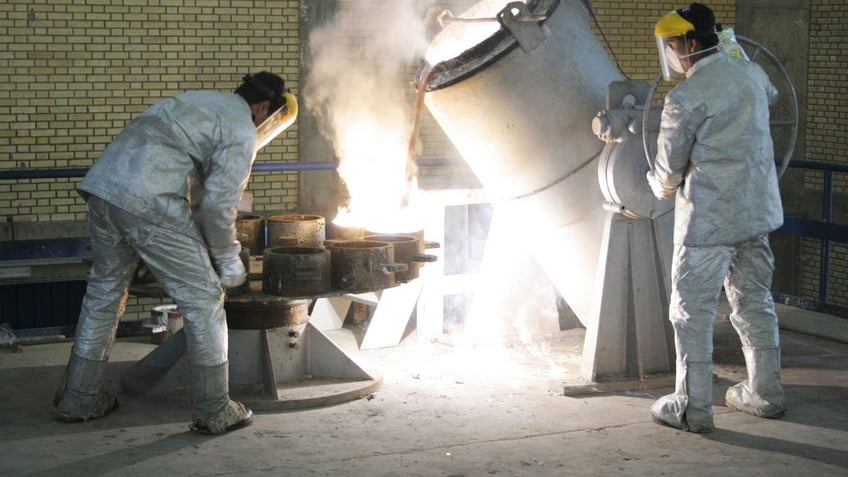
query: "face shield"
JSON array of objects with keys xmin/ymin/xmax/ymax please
[
  {"xmin": 654, "ymin": 10, "xmax": 695, "ymax": 82},
  {"xmin": 656, "ymin": 35, "xmax": 688, "ymax": 81},
  {"xmin": 256, "ymin": 91, "xmax": 298, "ymax": 150}
]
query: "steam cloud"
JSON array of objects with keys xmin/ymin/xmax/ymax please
[
  {"xmin": 303, "ymin": 0, "xmax": 436, "ymax": 222},
  {"xmin": 304, "ymin": 1, "xmax": 431, "ymax": 128}
]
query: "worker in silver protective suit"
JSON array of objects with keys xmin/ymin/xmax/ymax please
[
  {"xmin": 646, "ymin": 3, "xmax": 787, "ymax": 433},
  {"xmin": 54, "ymin": 72, "xmax": 292, "ymax": 434}
]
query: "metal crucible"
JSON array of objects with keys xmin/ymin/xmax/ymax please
[
  {"xmin": 262, "ymin": 246, "xmax": 331, "ymax": 297},
  {"xmin": 267, "ymin": 214, "xmax": 326, "ymax": 248},
  {"xmin": 327, "ymin": 240, "xmax": 407, "ymax": 292},
  {"xmin": 361, "ymin": 234, "xmax": 436, "ymax": 282},
  {"xmin": 236, "ymin": 213, "xmax": 266, "ymax": 256}
]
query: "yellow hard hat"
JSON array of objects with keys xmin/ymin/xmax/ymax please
[{"xmin": 654, "ymin": 10, "xmax": 695, "ymax": 38}]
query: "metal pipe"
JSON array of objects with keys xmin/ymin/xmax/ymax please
[
  {"xmin": 437, "ymin": 7, "xmax": 549, "ymax": 26},
  {"xmin": 251, "ymin": 162, "xmax": 338, "ymax": 173},
  {"xmin": 0, "ymin": 162, "xmax": 339, "ymax": 180},
  {"xmin": 0, "ymin": 168, "xmax": 89, "ymax": 180},
  {"xmin": 820, "ymin": 169, "xmax": 833, "ymax": 304},
  {"xmin": 775, "ymin": 159, "xmax": 847, "ymax": 310},
  {"xmin": 416, "ymin": 156, "xmax": 466, "ymax": 167},
  {"xmin": 785, "ymin": 160, "xmax": 848, "ymax": 173}
]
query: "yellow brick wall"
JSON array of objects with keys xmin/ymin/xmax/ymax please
[
  {"xmin": 806, "ymin": 0, "xmax": 847, "ymax": 169},
  {"xmin": 0, "ymin": 0, "xmax": 301, "ymax": 321},
  {"xmin": 0, "ymin": 0, "xmax": 302, "ymax": 225},
  {"xmin": 799, "ymin": 0, "xmax": 847, "ymax": 307}
]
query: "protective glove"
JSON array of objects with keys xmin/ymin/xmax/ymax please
[
  {"xmin": 211, "ymin": 244, "xmax": 247, "ymax": 288},
  {"xmin": 646, "ymin": 169, "xmax": 675, "ymax": 200}
]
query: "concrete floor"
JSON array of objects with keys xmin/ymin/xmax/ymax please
[{"xmin": 1, "ymin": 304, "xmax": 847, "ymax": 477}]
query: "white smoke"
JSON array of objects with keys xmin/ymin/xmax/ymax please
[{"xmin": 303, "ymin": 1, "xmax": 437, "ymax": 223}]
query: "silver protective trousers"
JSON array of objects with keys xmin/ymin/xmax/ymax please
[
  {"xmin": 665, "ymin": 235, "xmax": 782, "ymax": 420},
  {"xmin": 73, "ymin": 195, "xmax": 229, "ymax": 366},
  {"xmin": 671, "ymin": 235, "xmax": 781, "ymax": 364}
]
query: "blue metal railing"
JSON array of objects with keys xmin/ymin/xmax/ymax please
[
  {"xmin": 0, "ymin": 157, "xmax": 462, "ymax": 180},
  {"xmin": 0, "ymin": 162, "xmax": 339, "ymax": 180},
  {"xmin": 775, "ymin": 160, "xmax": 848, "ymax": 306}
]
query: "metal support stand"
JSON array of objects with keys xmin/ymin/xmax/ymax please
[
  {"xmin": 577, "ymin": 211, "xmax": 676, "ymax": 384},
  {"xmin": 310, "ymin": 280, "xmax": 424, "ymax": 350},
  {"xmin": 569, "ymin": 80, "xmax": 678, "ymax": 390},
  {"xmin": 122, "ymin": 303, "xmax": 382, "ymax": 412}
]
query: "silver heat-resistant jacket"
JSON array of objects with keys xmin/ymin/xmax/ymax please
[
  {"xmin": 79, "ymin": 91, "xmax": 257, "ymax": 260},
  {"xmin": 651, "ymin": 53, "xmax": 783, "ymax": 246}
]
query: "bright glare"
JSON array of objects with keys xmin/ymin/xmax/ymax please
[
  {"xmin": 322, "ymin": 0, "xmax": 570, "ymax": 386},
  {"xmin": 334, "ymin": 117, "xmax": 422, "ymax": 233},
  {"xmin": 437, "ymin": 213, "xmax": 567, "ymax": 384}
]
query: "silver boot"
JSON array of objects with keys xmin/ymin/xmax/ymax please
[
  {"xmin": 54, "ymin": 353, "xmax": 118, "ymax": 422},
  {"xmin": 188, "ymin": 362, "xmax": 254, "ymax": 434},
  {"xmin": 651, "ymin": 360, "xmax": 714, "ymax": 433},
  {"xmin": 725, "ymin": 347, "xmax": 786, "ymax": 418}
]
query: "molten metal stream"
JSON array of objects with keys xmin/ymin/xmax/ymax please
[{"xmin": 401, "ymin": 64, "xmax": 433, "ymax": 209}]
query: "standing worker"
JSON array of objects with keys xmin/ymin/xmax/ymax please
[
  {"xmin": 647, "ymin": 3, "xmax": 787, "ymax": 433},
  {"xmin": 54, "ymin": 72, "xmax": 297, "ymax": 434}
]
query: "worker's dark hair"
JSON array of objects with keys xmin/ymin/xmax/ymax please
[
  {"xmin": 235, "ymin": 71, "xmax": 286, "ymax": 112},
  {"xmin": 677, "ymin": 3, "xmax": 719, "ymax": 48}
]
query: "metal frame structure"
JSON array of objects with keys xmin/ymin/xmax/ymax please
[{"xmin": 776, "ymin": 159, "xmax": 848, "ymax": 308}]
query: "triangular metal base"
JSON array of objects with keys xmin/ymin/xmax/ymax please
[
  {"xmin": 579, "ymin": 212, "xmax": 676, "ymax": 382},
  {"xmin": 121, "ymin": 323, "xmax": 382, "ymax": 412}
]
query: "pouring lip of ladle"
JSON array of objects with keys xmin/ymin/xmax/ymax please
[{"xmin": 423, "ymin": 0, "xmax": 559, "ymax": 93}]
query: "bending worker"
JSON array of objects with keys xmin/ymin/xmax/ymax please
[
  {"xmin": 647, "ymin": 3, "xmax": 787, "ymax": 433},
  {"xmin": 54, "ymin": 72, "xmax": 296, "ymax": 434}
]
